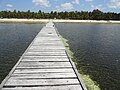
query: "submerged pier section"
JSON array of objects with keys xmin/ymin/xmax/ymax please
[{"xmin": 0, "ymin": 21, "xmax": 87, "ymax": 90}]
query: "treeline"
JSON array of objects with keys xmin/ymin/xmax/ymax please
[{"xmin": 0, "ymin": 9, "xmax": 120, "ymax": 20}]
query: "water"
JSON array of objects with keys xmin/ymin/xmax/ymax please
[
  {"xmin": 0, "ymin": 23, "xmax": 44, "ymax": 83},
  {"xmin": 55, "ymin": 23, "xmax": 120, "ymax": 90}
]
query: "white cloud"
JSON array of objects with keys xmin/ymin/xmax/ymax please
[
  {"xmin": 6, "ymin": 4, "xmax": 13, "ymax": 8},
  {"xmin": 6, "ymin": 8, "xmax": 12, "ymax": 11},
  {"xmin": 55, "ymin": 2, "xmax": 74, "ymax": 11},
  {"xmin": 85, "ymin": 0, "xmax": 93, "ymax": 2},
  {"xmin": 32, "ymin": 0, "xmax": 50, "ymax": 7},
  {"xmin": 72, "ymin": 0, "xmax": 80, "ymax": 4},
  {"xmin": 108, "ymin": 0, "xmax": 120, "ymax": 8},
  {"xmin": 60, "ymin": 3, "xmax": 74, "ymax": 11},
  {"xmin": 61, "ymin": 3, "xmax": 74, "ymax": 10},
  {"xmin": 91, "ymin": 4, "xmax": 103, "ymax": 10}
]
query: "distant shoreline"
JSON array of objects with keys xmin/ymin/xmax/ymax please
[{"xmin": 0, "ymin": 19, "xmax": 120, "ymax": 24}]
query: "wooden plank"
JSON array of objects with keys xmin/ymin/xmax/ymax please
[
  {"xmin": 16, "ymin": 67, "xmax": 72, "ymax": 69},
  {"xmin": 25, "ymin": 52, "xmax": 66, "ymax": 56},
  {"xmin": 18, "ymin": 62, "xmax": 71, "ymax": 67},
  {"xmin": 39, "ymin": 31, "xmax": 55, "ymax": 33},
  {"xmin": 27, "ymin": 49, "xmax": 65, "ymax": 52},
  {"xmin": 26, "ymin": 51, "xmax": 66, "ymax": 53},
  {"xmin": 33, "ymin": 42, "xmax": 62, "ymax": 44},
  {"xmin": 13, "ymin": 68, "xmax": 74, "ymax": 74},
  {"xmin": 11, "ymin": 73, "xmax": 77, "ymax": 79},
  {"xmin": 35, "ymin": 37, "xmax": 60, "ymax": 39},
  {"xmin": 32, "ymin": 44, "xmax": 64, "ymax": 46},
  {"xmin": 34, "ymin": 36, "xmax": 60, "ymax": 38},
  {"xmin": 21, "ymin": 58, "xmax": 69, "ymax": 62},
  {"xmin": 32, "ymin": 44, "xmax": 64, "ymax": 47},
  {"xmin": 26, "ymin": 51, "xmax": 66, "ymax": 54},
  {"xmin": 34, "ymin": 39, "xmax": 61, "ymax": 41},
  {"xmin": 39, "ymin": 32, "xmax": 57, "ymax": 33},
  {"xmin": 38, "ymin": 33, "xmax": 57, "ymax": 35},
  {"xmin": 2, "ymin": 85, "xmax": 82, "ymax": 90},
  {"xmin": 29, "ymin": 48, "xmax": 65, "ymax": 50},
  {"xmin": 33, "ymin": 41, "xmax": 62, "ymax": 44},
  {"xmin": 23, "ymin": 56, "xmax": 68, "ymax": 59},
  {"xmin": 37, "ymin": 35, "xmax": 58, "ymax": 37},
  {"xmin": 4, "ymin": 79, "xmax": 79, "ymax": 86},
  {"xmin": 17, "ymin": 62, "xmax": 72, "ymax": 68},
  {"xmin": 29, "ymin": 46, "xmax": 65, "ymax": 50},
  {"xmin": 27, "ymin": 51, "xmax": 66, "ymax": 53}
]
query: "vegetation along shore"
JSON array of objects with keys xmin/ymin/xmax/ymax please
[{"xmin": 0, "ymin": 9, "xmax": 120, "ymax": 20}]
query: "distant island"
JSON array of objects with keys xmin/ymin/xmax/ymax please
[{"xmin": 0, "ymin": 9, "xmax": 120, "ymax": 20}]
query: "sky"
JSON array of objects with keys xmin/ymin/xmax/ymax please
[{"xmin": 0, "ymin": 0, "xmax": 120, "ymax": 13}]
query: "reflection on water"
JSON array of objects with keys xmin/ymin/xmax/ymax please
[
  {"xmin": 0, "ymin": 23, "xmax": 44, "ymax": 83},
  {"xmin": 56, "ymin": 23, "xmax": 120, "ymax": 90}
]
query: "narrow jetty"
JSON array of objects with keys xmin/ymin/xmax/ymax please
[{"xmin": 0, "ymin": 21, "xmax": 87, "ymax": 90}]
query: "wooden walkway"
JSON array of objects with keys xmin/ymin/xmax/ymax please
[{"xmin": 0, "ymin": 21, "xmax": 87, "ymax": 90}]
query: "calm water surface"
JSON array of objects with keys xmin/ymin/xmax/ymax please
[
  {"xmin": 0, "ymin": 23, "xmax": 44, "ymax": 83},
  {"xmin": 55, "ymin": 23, "xmax": 120, "ymax": 90}
]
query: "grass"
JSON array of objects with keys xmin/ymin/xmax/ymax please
[
  {"xmin": 59, "ymin": 35, "xmax": 74, "ymax": 58},
  {"xmin": 81, "ymin": 74, "xmax": 100, "ymax": 90},
  {"xmin": 59, "ymin": 35, "xmax": 101, "ymax": 90}
]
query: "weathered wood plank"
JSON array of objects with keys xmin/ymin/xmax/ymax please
[
  {"xmin": 33, "ymin": 40, "xmax": 62, "ymax": 42},
  {"xmin": 26, "ymin": 51, "xmax": 66, "ymax": 54},
  {"xmin": 33, "ymin": 41, "xmax": 62, "ymax": 43},
  {"xmin": 35, "ymin": 37, "xmax": 60, "ymax": 39},
  {"xmin": 16, "ymin": 67, "xmax": 72, "ymax": 69},
  {"xmin": 37, "ymin": 35, "xmax": 58, "ymax": 37},
  {"xmin": 17, "ymin": 62, "xmax": 72, "ymax": 68},
  {"xmin": 37, "ymin": 33, "xmax": 58, "ymax": 35},
  {"xmin": 29, "ymin": 46, "xmax": 65, "ymax": 49},
  {"xmin": 23, "ymin": 56, "xmax": 68, "ymax": 59},
  {"xmin": 4, "ymin": 79, "xmax": 79, "ymax": 86},
  {"xmin": 32, "ymin": 44, "xmax": 64, "ymax": 46},
  {"xmin": 21, "ymin": 58, "xmax": 69, "ymax": 62},
  {"xmin": 2, "ymin": 85, "xmax": 82, "ymax": 90},
  {"xmin": 25, "ymin": 52, "xmax": 66, "ymax": 56},
  {"xmin": 14, "ymin": 68, "xmax": 74, "ymax": 74},
  {"xmin": 29, "ymin": 48, "xmax": 65, "ymax": 51},
  {"xmin": 34, "ymin": 37, "xmax": 61, "ymax": 40},
  {"xmin": 11, "ymin": 73, "xmax": 77, "ymax": 79},
  {"xmin": 18, "ymin": 62, "xmax": 71, "ymax": 67},
  {"xmin": 27, "ymin": 49, "xmax": 65, "ymax": 52},
  {"xmin": 35, "ymin": 38, "xmax": 61, "ymax": 42}
]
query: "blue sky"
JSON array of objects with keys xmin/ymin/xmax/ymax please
[{"xmin": 0, "ymin": 0, "xmax": 120, "ymax": 12}]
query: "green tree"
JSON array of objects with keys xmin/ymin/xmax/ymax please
[{"xmin": 91, "ymin": 9, "xmax": 103, "ymax": 20}]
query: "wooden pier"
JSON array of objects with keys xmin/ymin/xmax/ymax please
[{"xmin": 0, "ymin": 21, "xmax": 87, "ymax": 90}]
